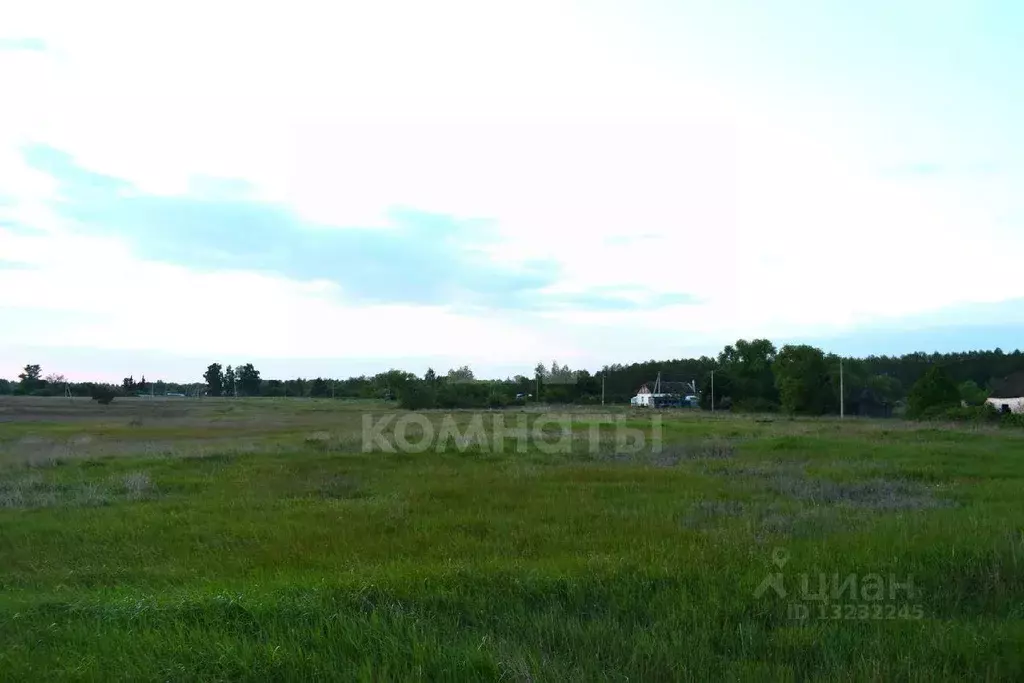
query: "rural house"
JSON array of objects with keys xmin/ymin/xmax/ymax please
[
  {"xmin": 986, "ymin": 371, "xmax": 1024, "ymax": 414},
  {"xmin": 631, "ymin": 377, "xmax": 698, "ymax": 407}
]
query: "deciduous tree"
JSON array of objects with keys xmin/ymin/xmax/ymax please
[
  {"xmin": 224, "ymin": 366, "xmax": 236, "ymax": 396},
  {"xmin": 18, "ymin": 364, "xmax": 42, "ymax": 393},
  {"xmin": 717, "ymin": 339, "xmax": 779, "ymax": 408},
  {"xmin": 91, "ymin": 384, "xmax": 116, "ymax": 405},
  {"xmin": 310, "ymin": 377, "xmax": 330, "ymax": 397},
  {"xmin": 204, "ymin": 363, "xmax": 224, "ymax": 397},
  {"xmin": 236, "ymin": 364, "xmax": 261, "ymax": 396},
  {"xmin": 907, "ymin": 366, "xmax": 960, "ymax": 418},
  {"xmin": 773, "ymin": 344, "xmax": 834, "ymax": 415},
  {"xmin": 446, "ymin": 365, "xmax": 475, "ymax": 383},
  {"xmin": 958, "ymin": 380, "xmax": 988, "ymax": 407}
]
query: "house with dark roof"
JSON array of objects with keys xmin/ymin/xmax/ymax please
[
  {"xmin": 631, "ymin": 377, "xmax": 698, "ymax": 407},
  {"xmin": 986, "ymin": 371, "xmax": 1024, "ymax": 414},
  {"xmin": 636, "ymin": 380, "xmax": 695, "ymax": 396}
]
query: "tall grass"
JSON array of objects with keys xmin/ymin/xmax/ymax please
[{"xmin": 1, "ymin": 398, "xmax": 1023, "ymax": 680}]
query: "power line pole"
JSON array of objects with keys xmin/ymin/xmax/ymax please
[
  {"xmin": 601, "ymin": 374, "xmax": 605, "ymax": 406},
  {"xmin": 840, "ymin": 357, "xmax": 844, "ymax": 419},
  {"xmin": 710, "ymin": 370, "xmax": 715, "ymax": 413}
]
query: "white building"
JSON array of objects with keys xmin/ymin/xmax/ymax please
[
  {"xmin": 985, "ymin": 372, "xmax": 1024, "ymax": 414},
  {"xmin": 986, "ymin": 397, "xmax": 1024, "ymax": 414},
  {"xmin": 631, "ymin": 378, "xmax": 697, "ymax": 407}
]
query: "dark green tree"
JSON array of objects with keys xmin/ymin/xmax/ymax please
[
  {"xmin": 310, "ymin": 377, "xmax": 330, "ymax": 398},
  {"xmin": 236, "ymin": 363, "xmax": 261, "ymax": 396},
  {"xmin": 773, "ymin": 345, "xmax": 834, "ymax": 415},
  {"xmin": 18, "ymin": 364, "xmax": 42, "ymax": 393},
  {"xmin": 284, "ymin": 378, "xmax": 307, "ymax": 397},
  {"xmin": 203, "ymin": 363, "xmax": 224, "ymax": 397},
  {"xmin": 866, "ymin": 374, "xmax": 903, "ymax": 404},
  {"xmin": 446, "ymin": 365, "xmax": 475, "ymax": 383},
  {"xmin": 91, "ymin": 384, "xmax": 116, "ymax": 405},
  {"xmin": 512, "ymin": 374, "xmax": 532, "ymax": 397},
  {"xmin": 263, "ymin": 379, "xmax": 285, "ymax": 397},
  {"xmin": 224, "ymin": 366, "xmax": 236, "ymax": 396},
  {"xmin": 698, "ymin": 369, "xmax": 735, "ymax": 410},
  {"xmin": 374, "ymin": 370, "xmax": 417, "ymax": 397},
  {"xmin": 717, "ymin": 339, "xmax": 779, "ymax": 409},
  {"xmin": 399, "ymin": 382, "xmax": 437, "ymax": 410},
  {"xmin": 826, "ymin": 354, "xmax": 865, "ymax": 410},
  {"xmin": 534, "ymin": 362, "xmax": 547, "ymax": 399},
  {"xmin": 958, "ymin": 380, "xmax": 988, "ymax": 407},
  {"xmin": 907, "ymin": 366, "xmax": 960, "ymax": 418}
]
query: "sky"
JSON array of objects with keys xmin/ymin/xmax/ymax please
[{"xmin": 1, "ymin": 0, "xmax": 1022, "ymax": 383}]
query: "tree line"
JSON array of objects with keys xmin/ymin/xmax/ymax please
[{"xmin": 5, "ymin": 341, "xmax": 1024, "ymax": 416}]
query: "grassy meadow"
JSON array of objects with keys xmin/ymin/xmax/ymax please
[{"xmin": 1, "ymin": 396, "xmax": 1023, "ymax": 681}]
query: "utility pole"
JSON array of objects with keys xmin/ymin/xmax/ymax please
[
  {"xmin": 711, "ymin": 370, "xmax": 715, "ymax": 413},
  {"xmin": 601, "ymin": 374, "xmax": 605, "ymax": 406},
  {"xmin": 840, "ymin": 357, "xmax": 844, "ymax": 419}
]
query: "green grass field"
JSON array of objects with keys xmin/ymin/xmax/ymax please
[{"xmin": 2, "ymin": 396, "xmax": 1023, "ymax": 681}]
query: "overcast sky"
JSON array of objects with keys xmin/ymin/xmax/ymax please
[{"xmin": 2, "ymin": 0, "xmax": 1022, "ymax": 382}]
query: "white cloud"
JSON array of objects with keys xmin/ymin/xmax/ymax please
[
  {"xmin": 0, "ymin": 226, "xmax": 569, "ymax": 368},
  {"xmin": 2, "ymin": 0, "xmax": 1023, "ymax": 380}
]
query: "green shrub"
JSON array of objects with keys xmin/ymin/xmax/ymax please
[
  {"xmin": 91, "ymin": 385, "xmax": 117, "ymax": 405},
  {"xmin": 398, "ymin": 381, "xmax": 517, "ymax": 410},
  {"xmin": 923, "ymin": 404, "xmax": 999, "ymax": 423},
  {"xmin": 998, "ymin": 411, "xmax": 1024, "ymax": 428},
  {"xmin": 958, "ymin": 380, "xmax": 989, "ymax": 407},
  {"xmin": 919, "ymin": 402, "xmax": 1024, "ymax": 428},
  {"xmin": 732, "ymin": 397, "xmax": 780, "ymax": 413},
  {"xmin": 398, "ymin": 385, "xmax": 437, "ymax": 410},
  {"xmin": 907, "ymin": 366, "xmax": 959, "ymax": 418}
]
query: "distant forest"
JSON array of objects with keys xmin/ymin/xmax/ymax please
[{"xmin": 7, "ymin": 340, "xmax": 1024, "ymax": 415}]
